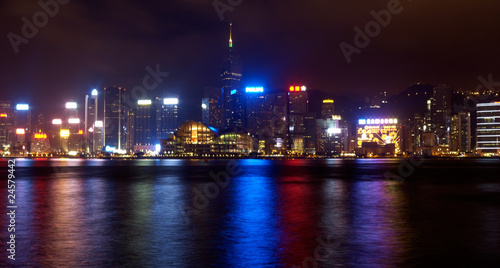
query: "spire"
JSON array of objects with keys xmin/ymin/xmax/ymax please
[{"xmin": 229, "ymin": 23, "xmax": 233, "ymax": 48}]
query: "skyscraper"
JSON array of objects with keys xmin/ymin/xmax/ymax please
[
  {"xmin": 476, "ymin": 102, "xmax": 500, "ymax": 155},
  {"xmin": 431, "ymin": 86, "xmax": 451, "ymax": 146},
  {"xmin": 85, "ymin": 89, "xmax": 98, "ymax": 152},
  {"xmin": 157, "ymin": 97, "xmax": 179, "ymax": 139},
  {"xmin": 288, "ymin": 85, "xmax": 308, "ymax": 153},
  {"xmin": 134, "ymin": 99, "xmax": 156, "ymax": 146},
  {"xmin": 220, "ymin": 23, "xmax": 243, "ymax": 129},
  {"xmin": 104, "ymin": 86, "xmax": 127, "ymax": 151},
  {"xmin": 0, "ymin": 101, "xmax": 14, "ymax": 152},
  {"xmin": 321, "ymin": 99, "xmax": 335, "ymax": 119}
]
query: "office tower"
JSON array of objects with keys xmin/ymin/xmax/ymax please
[
  {"xmin": 244, "ymin": 87, "xmax": 271, "ymax": 135},
  {"xmin": 51, "ymin": 119, "xmax": 62, "ymax": 153},
  {"xmin": 104, "ymin": 86, "xmax": 127, "ymax": 151},
  {"xmin": 0, "ymin": 101, "xmax": 14, "ymax": 152},
  {"xmin": 134, "ymin": 99, "xmax": 156, "ymax": 146},
  {"xmin": 157, "ymin": 97, "xmax": 179, "ymax": 139},
  {"xmin": 317, "ymin": 115, "xmax": 346, "ymax": 155},
  {"xmin": 85, "ymin": 89, "xmax": 98, "ymax": 152},
  {"xmin": 65, "ymin": 102, "xmax": 78, "ymax": 120},
  {"xmin": 288, "ymin": 85, "xmax": 308, "ymax": 154},
  {"xmin": 431, "ymin": 86, "xmax": 451, "ymax": 146},
  {"xmin": 14, "ymin": 104, "xmax": 31, "ymax": 147},
  {"xmin": 202, "ymin": 87, "xmax": 224, "ymax": 130},
  {"xmin": 451, "ymin": 111, "xmax": 471, "ymax": 153},
  {"xmin": 221, "ymin": 23, "xmax": 243, "ymax": 129},
  {"xmin": 476, "ymin": 102, "xmax": 500, "ymax": 155},
  {"xmin": 126, "ymin": 109, "xmax": 135, "ymax": 152},
  {"xmin": 93, "ymin": 120, "xmax": 103, "ymax": 152},
  {"xmin": 304, "ymin": 112, "xmax": 317, "ymax": 154},
  {"xmin": 321, "ymin": 99, "xmax": 335, "ymax": 119}
]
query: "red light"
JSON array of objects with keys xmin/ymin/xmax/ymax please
[{"xmin": 295, "ymin": 86, "xmax": 300, "ymax": 91}]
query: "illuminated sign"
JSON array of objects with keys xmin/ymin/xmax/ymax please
[
  {"xmin": 94, "ymin": 121, "xmax": 103, "ymax": 128},
  {"xmin": 245, "ymin": 87, "xmax": 264, "ymax": 93},
  {"xmin": 323, "ymin": 99, "xmax": 334, "ymax": 104},
  {"xmin": 60, "ymin": 129, "xmax": 70, "ymax": 138},
  {"xmin": 359, "ymin": 118, "xmax": 398, "ymax": 125},
  {"xmin": 289, "ymin": 85, "xmax": 306, "ymax": 92},
  {"xmin": 138, "ymin": 100, "xmax": 152, "ymax": 105},
  {"xmin": 16, "ymin": 128, "xmax": 25, "ymax": 135},
  {"xmin": 357, "ymin": 125, "xmax": 401, "ymax": 153},
  {"xmin": 68, "ymin": 118, "xmax": 80, "ymax": 124},
  {"xmin": 231, "ymin": 89, "xmax": 237, "ymax": 95},
  {"xmin": 0, "ymin": 113, "xmax": 7, "ymax": 117},
  {"xmin": 16, "ymin": 104, "xmax": 29, "ymax": 111},
  {"xmin": 66, "ymin": 102, "xmax": 77, "ymax": 109},
  {"xmin": 92, "ymin": 89, "xmax": 98, "ymax": 96},
  {"xmin": 327, "ymin": 128, "xmax": 341, "ymax": 134},
  {"xmin": 78, "ymin": 130, "xmax": 83, "ymax": 135},
  {"xmin": 34, "ymin": 133, "xmax": 47, "ymax": 139},
  {"xmin": 332, "ymin": 115, "xmax": 342, "ymax": 120},
  {"xmin": 163, "ymin": 98, "xmax": 179, "ymax": 105},
  {"xmin": 52, "ymin": 119, "xmax": 62, "ymax": 125}
]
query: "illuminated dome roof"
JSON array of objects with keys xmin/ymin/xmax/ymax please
[{"xmin": 176, "ymin": 121, "xmax": 217, "ymax": 144}]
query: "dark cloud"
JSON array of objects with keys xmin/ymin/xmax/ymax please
[{"xmin": 1, "ymin": 0, "xmax": 500, "ymax": 120}]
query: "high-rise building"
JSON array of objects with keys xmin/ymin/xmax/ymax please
[
  {"xmin": 134, "ymin": 99, "xmax": 156, "ymax": 147},
  {"xmin": 431, "ymin": 86, "xmax": 451, "ymax": 146},
  {"xmin": 157, "ymin": 97, "xmax": 179, "ymax": 139},
  {"xmin": 14, "ymin": 104, "xmax": 31, "ymax": 148},
  {"xmin": 321, "ymin": 99, "xmax": 335, "ymax": 119},
  {"xmin": 476, "ymin": 102, "xmax": 500, "ymax": 155},
  {"xmin": 202, "ymin": 87, "xmax": 224, "ymax": 130},
  {"xmin": 0, "ymin": 101, "xmax": 14, "ymax": 152},
  {"xmin": 85, "ymin": 89, "xmax": 98, "ymax": 152},
  {"xmin": 244, "ymin": 87, "xmax": 272, "ymax": 136},
  {"xmin": 93, "ymin": 120, "xmax": 103, "ymax": 152},
  {"xmin": 288, "ymin": 85, "xmax": 308, "ymax": 154},
  {"xmin": 104, "ymin": 86, "xmax": 127, "ymax": 151},
  {"xmin": 451, "ymin": 111, "xmax": 471, "ymax": 153},
  {"xmin": 221, "ymin": 23, "xmax": 243, "ymax": 129}
]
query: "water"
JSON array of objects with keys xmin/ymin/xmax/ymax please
[{"xmin": 1, "ymin": 158, "xmax": 500, "ymax": 267}]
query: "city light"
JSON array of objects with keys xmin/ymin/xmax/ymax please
[
  {"xmin": 164, "ymin": 98, "xmax": 179, "ymax": 105},
  {"xmin": 202, "ymin": 103, "xmax": 207, "ymax": 109},
  {"xmin": 68, "ymin": 151, "xmax": 78, "ymax": 156},
  {"xmin": 245, "ymin": 87, "xmax": 264, "ymax": 93},
  {"xmin": 66, "ymin": 102, "xmax": 77, "ymax": 109},
  {"xmin": 52, "ymin": 119, "xmax": 62, "ymax": 125},
  {"xmin": 92, "ymin": 89, "xmax": 98, "ymax": 96},
  {"xmin": 68, "ymin": 118, "xmax": 80, "ymax": 124},
  {"xmin": 138, "ymin": 99, "xmax": 152, "ymax": 105},
  {"xmin": 323, "ymin": 99, "xmax": 334, "ymax": 104},
  {"xmin": 155, "ymin": 144, "xmax": 161, "ymax": 152},
  {"xmin": 289, "ymin": 85, "xmax": 306, "ymax": 92},
  {"xmin": 60, "ymin": 129, "xmax": 70, "ymax": 138},
  {"xmin": 34, "ymin": 133, "xmax": 47, "ymax": 139},
  {"xmin": 359, "ymin": 118, "xmax": 398, "ymax": 125},
  {"xmin": 16, "ymin": 104, "xmax": 29, "ymax": 111},
  {"xmin": 327, "ymin": 128, "xmax": 341, "ymax": 134},
  {"xmin": 16, "ymin": 128, "xmax": 25, "ymax": 135},
  {"xmin": 231, "ymin": 89, "xmax": 237, "ymax": 95},
  {"xmin": 78, "ymin": 130, "xmax": 83, "ymax": 134},
  {"xmin": 88, "ymin": 127, "xmax": 94, "ymax": 133},
  {"xmin": 94, "ymin": 120, "xmax": 103, "ymax": 128},
  {"xmin": 0, "ymin": 113, "xmax": 7, "ymax": 117}
]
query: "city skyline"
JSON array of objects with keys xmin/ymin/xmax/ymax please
[{"xmin": 2, "ymin": 1, "xmax": 500, "ymax": 121}]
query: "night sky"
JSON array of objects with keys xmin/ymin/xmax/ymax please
[{"xmin": 1, "ymin": 0, "xmax": 500, "ymax": 120}]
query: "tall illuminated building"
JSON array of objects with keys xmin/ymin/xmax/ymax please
[
  {"xmin": 288, "ymin": 85, "xmax": 308, "ymax": 153},
  {"xmin": 85, "ymin": 89, "xmax": 98, "ymax": 152},
  {"xmin": 134, "ymin": 99, "xmax": 156, "ymax": 146},
  {"xmin": 244, "ymin": 87, "xmax": 271, "ymax": 135},
  {"xmin": 14, "ymin": 104, "xmax": 31, "ymax": 144},
  {"xmin": 93, "ymin": 120, "xmax": 103, "ymax": 152},
  {"xmin": 202, "ymin": 87, "xmax": 224, "ymax": 130},
  {"xmin": 65, "ymin": 101, "xmax": 78, "ymax": 120},
  {"xmin": 476, "ymin": 102, "xmax": 500, "ymax": 155},
  {"xmin": 51, "ymin": 119, "xmax": 62, "ymax": 153},
  {"xmin": 157, "ymin": 97, "xmax": 179, "ymax": 139},
  {"xmin": 431, "ymin": 86, "xmax": 451, "ymax": 146},
  {"xmin": 321, "ymin": 99, "xmax": 335, "ymax": 119},
  {"xmin": 0, "ymin": 101, "xmax": 14, "ymax": 152},
  {"xmin": 450, "ymin": 111, "xmax": 471, "ymax": 153},
  {"xmin": 221, "ymin": 23, "xmax": 243, "ymax": 129},
  {"xmin": 104, "ymin": 86, "xmax": 127, "ymax": 151}
]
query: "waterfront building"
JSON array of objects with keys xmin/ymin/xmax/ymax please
[{"xmin": 476, "ymin": 102, "xmax": 500, "ymax": 155}]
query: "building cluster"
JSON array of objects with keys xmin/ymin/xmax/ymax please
[{"xmin": 1, "ymin": 25, "xmax": 499, "ymax": 157}]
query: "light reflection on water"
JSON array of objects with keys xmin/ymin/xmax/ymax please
[{"xmin": 1, "ymin": 158, "xmax": 499, "ymax": 267}]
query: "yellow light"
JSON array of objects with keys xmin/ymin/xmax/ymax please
[
  {"xmin": 323, "ymin": 99, "xmax": 334, "ymax": 104},
  {"xmin": 35, "ymin": 133, "xmax": 47, "ymax": 139},
  {"xmin": 16, "ymin": 128, "xmax": 25, "ymax": 135},
  {"xmin": 0, "ymin": 113, "xmax": 7, "ymax": 118},
  {"xmin": 60, "ymin": 129, "xmax": 70, "ymax": 138}
]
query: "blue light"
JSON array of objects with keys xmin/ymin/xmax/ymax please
[
  {"xmin": 155, "ymin": 144, "xmax": 161, "ymax": 152},
  {"xmin": 359, "ymin": 119, "xmax": 366, "ymax": 125},
  {"xmin": 231, "ymin": 89, "xmax": 237, "ymax": 95},
  {"xmin": 105, "ymin": 145, "xmax": 116, "ymax": 152},
  {"xmin": 245, "ymin": 87, "xmax": 264, "ymax": 93}
]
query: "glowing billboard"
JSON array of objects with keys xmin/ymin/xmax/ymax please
[
  {"xmin": 357, "ymin": 125, "xmax": 401, "ymax": 153},
  {"xmin": 66, "ymin": 102, "xmax": 77, "ymax": 109},
  {"xmin": 289, "ymin": 85, "xmax": 306, "ymax": 92},
  {"xmin": 34, "ymin": 133, "xmax": 47, "ymax": 139},
  {"xmin": 16, "ymin": 104, "xmax": 29, "ymax": 111},
  {"xmin": 94, "ymin": 121, "xmax": 103, "ymax": 128},
  {"xmin": 68, "ymin": 118, "xmax": 80, "ymax": 124},
  {"xmin": 163, "ymin": 98, "xmax": 179, "ymax": 105},
  {"xmin": 358, "ymin": 118, "xmax": 398, "ymax": 125},
  {"xmin": 52, "ymin": 119, "xmax": 62, "ymax": 125},
  {"xmin": 60, "ymin": 129, "xmax": 70, "ymax": 138},
  {"xmin": 16, "ymin": 128, "xmax": 25, "ymax": 135},
  {"xmin": 138, "ymin": 100, "xmax": 152, "ymax": 105},
  {"xmin": 245, "ymin": 87, "xmax": 264, "ymax": 93},
  {"xmin": 0, "ymin": 113, "xmax": 7, "ymax": 117}
]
